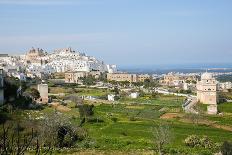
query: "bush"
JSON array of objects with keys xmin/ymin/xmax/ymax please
[
  {"xmin": 111, "ymin": 117, "xmax": 118, "ymax": 122},
  {"xmin": 129, "ymin": 116, "xmax": 137, "ymax": 121},
  {"xmin": 120, "ymin": 131, "xmax": 128, "ymax": 136},
  {"xmin": 77, "ymin": 104, "xmax": 94, "ymax": 119},
  {"xmin": 86, "ymin": 117, "xmax": 104, "ymax": 123},
  {"xmin": 184, "ymin": 135, "xmax": 215, "ymax": 149},
  {"xmin": 221, "ymin": 141, "xmax": 232, "ymax": 155}
]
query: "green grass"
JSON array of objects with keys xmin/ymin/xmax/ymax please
[
  {"xmin": 19, "ymin": 90, "xmax": 232, "ymax": 154},
  {"xmin": 218, "ymin": 102, "xmax": 232, "ymax": 113}
]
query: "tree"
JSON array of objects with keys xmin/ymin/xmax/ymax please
[
  {"xmin": 0, "ymin": 122, "xmax": 48, "ymax": 155},
  {"xmin": 78, "ymin": 104, "xmax": 94, "ymax": 120},
  {"xmin": 112, "ymin": 87, "xmax": 119, "ymax": 95},
  {"xmin": 152, "ymin": 123, "xmax": 172, "ymax": 155},
  {"xmin": 4, "ymin": 77, "xmax": 20, "ymax": 102},
  {"xmin": 221, "ymin": 141, "xmax": 232, "ymax": 155},
  {"xmin": 38, "ymin": 112, "xmax": 86, "ymax": 148},
  {"xmin": 26, "ymin": 88, "xmax": 40, "ymax": 100},
  {"xmin": 81, "ymin": 75, "xmax": 96, "ymax": 86},
  {"xmin": 65, "ymin": 95, "xmax": 83, "ymax": 106}
]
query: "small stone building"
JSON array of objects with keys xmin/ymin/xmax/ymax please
[{"xmin": 37, "ymin": 84, "xmax": 48, "ymax": 103}]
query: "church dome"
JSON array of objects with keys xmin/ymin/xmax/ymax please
[{"xmin": 201, "ymin": 72, "xmax": 213, "ymax": 80}]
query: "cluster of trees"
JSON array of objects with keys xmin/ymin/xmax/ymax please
[
  {"xmin": 3, "ymin": 76, "xmax": 41, "ymax": 110},
  {"xmin": 184, "ymin": 135, "xmax": 232, "ymax": 155},
  {"xmin": 81, "ymin": 76, "xmax": 96, "ymax": 86},
  {"xmin": 0, "ymin": 112, "xmax": 88, "ymax": 154}
]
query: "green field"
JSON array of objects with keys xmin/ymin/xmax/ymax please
[{"xmin": 22, "ymin": 93, "xmax": 232, "ymax": 154}]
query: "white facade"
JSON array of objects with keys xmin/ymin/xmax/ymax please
[
  {"xmin": 108, "ymin": 94, "xmax": 115, "ymax": 101},
  {"xmin": 37, "ymin": 84, "xmax": 48, "ymax": 103},
  {"xmin": 130, "ymin": 92, "xmax": 139, "ymax": 99},
  {"xmin": 107, "ymin": 64, "xmax": 117, "ymax": 73},
  {"xmin": 197, "ymin": 72, "xmax": 218, "ymax": 105},
  {"xmin": 218, "ymin": 82, "xmax": 232, "ymax": 90}
]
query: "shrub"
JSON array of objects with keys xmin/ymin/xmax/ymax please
[
  {"xmin": 184, "ymin": 135, "xmax": 215, "ymax": 149},
  {"xmin": 111, "ymin": 117, "xmax": 118, "ymax": 122},
  {"xmin": 86, "ymin": 117, "xmax": 104, "ymax": 123},
  {"xmin": 120, "ymin": 131, "xmax": 128, "ymax": 136},
  {"xmin": 129, "ymin": 116, "xmax": 137, "ymax": 121},
  {"xmin": 77, "ymin": 104, "xmax": 94, "ymax": 119},
  {"xmin": 221, "ymin": 141, "xmax": 232, "ymax": 155}
]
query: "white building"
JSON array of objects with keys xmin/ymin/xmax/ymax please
[
  {"xmin": 38, "ymin": 84, "xmax": 48, "ymax": 103},
  {"xmin": 108, "ymin": 94, "xmax": 115, "ymax": 101},
  {"xmin": 130, "ymin": 92, "xmax": 139, "ymax": 99},
  {"xmin": 218, "ymin": 82, "xmax": 232, "ymax": 90},
  {"xmin": 0, "ymin": 47, "xmax": 117, "ymax": 77}
]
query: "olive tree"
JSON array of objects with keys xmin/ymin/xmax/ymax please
[{"xmin": 152, "ymin": 123, "xmax": 172, "ymax": 155}]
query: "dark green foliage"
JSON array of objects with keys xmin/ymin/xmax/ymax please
[
  {"xmin": 86, "ymin": 117, "xmax": 104, "ymax": 123},
  {"xmin": 81, "ymin": 75, "xmax": 96, "ymax": 86},
  {"xmin": 0, "ymin": 106, "xmax": 9, "ymax": 124},
  {"xmin": 144, "ymin": 79, "xmax": 159, "ymax": 88},
  {"xmin": 98, "ymin": 72, "xmax": 107, "ymax": 82},
  {"xmin": 78, "ymin": 104, "xmax": 94, "ymax": 119},
  {"xmin": 114, "ymin": 95, "xmax": 120, "ymax": 101},
  {"xmin": 111, "ymin": 117, "xmax": 118, "ymax": 122},
  {"xmin": 179, "ymin": 89, "xmax": 192, "ymax": 94},
  {"xmin": 221, "ymin": 141, "xmax": 232, "ymax": 155},
  {"xmin": 57, "ymin": 126, "xmax": 78, "ymax": 147},
  {"xmin": 129, "ymin": 116, "xmax": 137, "ymax": 121},
  {"xmin": 4, "ymin": 77, "xmax": 19, "ymax": 102},
  {"xmin": 184, "ymin": 135, "xmax": 215, "ymax": 149},
  {"xmin": 112, "ymin": 87, "xmax": 119, "ymax": 95},
  {"xmin": 25, "ymin": 88, "xmax": 40, "ymax": 100}
]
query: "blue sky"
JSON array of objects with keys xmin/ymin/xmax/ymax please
[{"xmin": 0, "ymin": 0, "xmax": 232, "ymax": 67}]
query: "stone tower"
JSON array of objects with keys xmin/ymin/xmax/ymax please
[
  {"xmin": 37, "ymin": 84, "xmax": 48, "ymax": 103},
  {"xmin": 197, "ymin": 72, "xmax": 218, "ymax": 114}
]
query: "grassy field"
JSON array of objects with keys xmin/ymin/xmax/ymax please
[{"xmin": 20, "ymin": 91, "xmax": 232, "ymax": 155}]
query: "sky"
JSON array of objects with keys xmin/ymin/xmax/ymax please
[{"xmin": 0, "ymin": 0, "xmax": 232, "ymax": 67}]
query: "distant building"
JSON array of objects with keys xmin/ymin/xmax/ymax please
[
  {"xmin": 0, "ymin": 47, "xmax": 116, "ymax": 77},
  {"xmin": 130, "ymin": 92, "xmax": 139, "ymax": 99},
  {"xmin": 108, "ymin": 94, "xmax": 115, "ymax": 101},
  {"xmin": 0, "ymin": 69, "xmax": 4, "ymax": 105},
  {"xmin": 183, "ymin": 82, "xmax": 196, "ymax": 91},
  {"xmin": 107, "ymin": 64, "xmax": 117, "ymax": 73},
  {"xmin": 161, "ymin": 73, "xmax": 197, "ymax": 86},
  {"xmin": 37, "ymin": 84, "xmax": 48, "ymax": 103},
  {"xmin": 107, "ymin": 73, "xmax": 151, "ymax": 83},
  {"xmin": 218, "ymin": 82, "xmax": 232, "ymax": 90},
  {"xmin": 65, "ymin": 71, "xmax": 88, "ymax": 83},
  {"xmin": 65, "ymin": 71, "xmax": 101, "ymax": 83},
  {"xmin": 138, "ymin": 74, "xmax": 152, "ymax": 82},
  {"xmin": 25, "ymin": 47, "xmax": 46, "ymax": 64},
  {"xmin": 89, "ymin": 71, "xmax": 101, "ymax": 79},
  {"xmin": 197, "ymin": 72, "xmax": 218, "ymax": 115}
]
